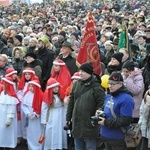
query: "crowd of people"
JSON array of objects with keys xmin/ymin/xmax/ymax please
[{"xmin": 0, "ymin": 0, "xmax": 150, "ymax": 150}]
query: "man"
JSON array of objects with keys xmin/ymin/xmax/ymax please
[
  {"xmin": 35, "ymin": 36, "xmax": 55, "ymax": 91},
  {"xmin": 58, "ymin": 40, "xmax": 78, "ymax": 76},
  {"xmin": 54, "ymin": 30, "xmax": 67, "ymax": 56},
  {"xmin": 66, "ymin": 62, "xmax": 105, "ymax": 150},
  {"xmin": 98, "ymin": 72, "xmax": 134, "ymax": 150}
]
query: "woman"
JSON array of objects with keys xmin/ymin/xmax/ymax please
[{"xmin": 122, "ymin": 60, "xmax": 144, "ymax": 123}]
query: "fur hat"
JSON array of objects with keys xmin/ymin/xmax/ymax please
[{"xmin": 79, "ymin": 62, "xmax": 93, "ymax": 75}]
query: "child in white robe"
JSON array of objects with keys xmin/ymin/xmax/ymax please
[
  {"xmin": 0, "ymin": 77, "xmax": 19, "ymax": 148},
  {"xmin": 22, "ymin": 79, "xmax": 43, "ymax": 150},
  {"xmin": 17, "ymin": 67, "xmax": 36, "ymax": 140},
  {"xmin": 41, "ymin": 78, "xmax": 68, "ymax": 150}
]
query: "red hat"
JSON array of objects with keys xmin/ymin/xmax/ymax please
[
  {"xmin": 43, "ymin": 78, "xmax": 65, "ymax": 104},
  {"xmin": 28, "ymin": 80, "xmax": 43, "ymax": 114},
  {"xmin": 1, "ymin": 77, "xmax": 19, "ymax": 100},
  {"xmin": 5, "ymin": 68, "xmax": 17, "ymax": 77},
  {"xmin": 71, "ymin": 72, "xmax": 81, "ymax": 80},
  {"xmin": 51, "ymin": 59, "xmax": 71, "ymax": 92},
  {"xmin": 53, "ymin": 59, "xmax": 65, "ymax": 66},
  {"xmin": 18, "ymin": 68, "xmax": 36, "ymax": 90}
]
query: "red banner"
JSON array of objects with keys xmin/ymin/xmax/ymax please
[{"xmin": 76, "ymin": 12, "xmax": 101, "ymax": 75}]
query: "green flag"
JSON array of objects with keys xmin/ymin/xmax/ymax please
[{"xmin": 118, "ymin": 24, "xmax": 131, "ymax": 58}]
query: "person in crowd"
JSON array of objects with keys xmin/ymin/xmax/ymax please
[
  {"xmin": 54, "ymin": 30, "xmax": 67, "ymax": 56},
  {"xmin": 66, "ymin": 62, "xmax": 105, "ymax": 150},
  {"xmin": 119, "ymin": 48, "xmax": 130, "ymax": 64},
  {"xmin": 5, "ymin": 68, "xmax": 22, "ymax": 145},
  {"xmin": 51, "ymin": 59, "xmax": 71, "ymax": 94},
  {"xmin": 26, "ymin": 38, "xmax": 38, "ymax": 54},
  {"xmin": 0, "ymin": 39, "xmax": 9, "ymax": 55},
  {"xmin": 58, "ymin": 40, "xmax": 78, "ymax": 76},
  {"xmin": 41, "ymin": 78, "xmax": 67, "ymax": 150},
  {"xmin": 0, "ymin": 77, "xmax": 19, "ymax": 149},
  {"xmin": 18, "ymin": 68, "xmax": 37, "ymax": 141},
  {"xmin": 35, "ymin": 36, "xmax": 55, "ymax": 91},
  {"xmin": 1, "ymin": 28, "xmax": 11, "ymax": 45},
  {"xmin": 105, "ymin": 52, "xmax": 124, "ymax": 75},
  {"xmin": 142, "ymin": 45, "xmax": 150, "ymax": 94},
  {"xmin": 0, "ymin": 54, "xmax": 10, "ymax": 79},
  {"xmin": 122, "ymin": 60, "xmax": 144, "ymax": 123},
  {"xmin": 138, "ymin": 87, "xmax": 150, "ymax": 150},
  {"xmin": 104, "ymin": 40, "xmax": 114, "ymax": 64},
  {"xmin": 7, "ymin": 37, "xmax": 14, "ymax": 57},
  {"xmin": 13, "ymin": 34, "xmax": 23, "ymax": 47},
  {"xmin": 12, "ymin": 47, "xmax": 25, "ymax": 76},
  {"xmin": 98, "ymin": 71, "xmax": 134, "ymax": 150},
  {"xmin": 22, "ymin": 80, "xmax": 43, "ymax": 150},
  {"xmin": 23, "ymin": 52, "xmax": 43, "ymax": 79}
]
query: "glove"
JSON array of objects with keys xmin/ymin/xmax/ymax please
[
  {"xmin": 6, "ymin": 118, "xmax": 12, "ymax": 127},
  {"xmin": 27, "ymin": 113, "xmax": 36, "ymax": 119}
]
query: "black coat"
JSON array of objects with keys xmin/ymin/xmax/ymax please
[
  {"xmin": 66, "ymin": 75, "xmax": 105, "ymax": 138},
  {"xmin": 35, "ymin": 48, "xmax": 54, "ymax": 81},
  {"xmin": 59, "ymin": 54, "xmax": 78, "ymax": 76}
]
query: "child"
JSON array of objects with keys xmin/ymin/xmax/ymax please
[
  {"xmin": 41, "ymin": 78, "xmax": 68, "ymax": 150},
  {"xmin": 22, "ymin": 80, "xmax": 43, "ymax": 150},
  {"xmin": 0, "ymin": 77, "xmax": 19, "ymax": 149}
]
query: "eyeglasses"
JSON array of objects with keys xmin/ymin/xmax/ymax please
[{"xmin": 108, "ymin": 82, "xmax": 121, "ymax": 85}]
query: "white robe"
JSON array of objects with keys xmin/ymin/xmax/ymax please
[
  {"xmin": 41, "ymin": 94, "xmax": 68, "ymax": 150},
  {"xmin": 0, "ymin": 91, "xmax": 18, "ymax": 148},
  {"xmin": 17, "ymin": 82, "xmax": 29, "ymax": 139},
  {"xmin": 22, "ymin": 91, "xmax": 42, "ymax": 150}
]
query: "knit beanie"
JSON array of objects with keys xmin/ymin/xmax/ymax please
[
  {"xmin": 79, "ymin": 62, "xmax": 93, "ymax": 75},
  {"xmin": 71, "ymin": 32, "xmax": 79, "ymax": 40},
  {"xmin": 59, "ymin": 31, "xmax": 66, "ymax": 38},
  {"xmin": 109, "ymin": 72, "xmax": 123, "ymax": 82},
  {"xmin": 122, "ymin": 60, "xmax": 135, "ymax": 71},
  {"xmin": 15, "ymin": 35, "xmax": 23, "ymax": 43},
  {"xmin": 25, "ymin": 53, "xmax": 37, "ymax": 59},
  {"xmin": 112, "ymin": 52, "xmax": 123, "ymax": 63}
]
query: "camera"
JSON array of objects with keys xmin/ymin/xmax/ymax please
[
  {"xmin": 64, "ymin": 122, "xmax": 72, "ymax": 131},
  {"xmin": 91, "ymin": 110, "xmax": 106, "ymax": 126}
]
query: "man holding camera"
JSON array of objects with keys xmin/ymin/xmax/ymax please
[
  {"xmin": 98, "ymin": 71, "xmax": 134, "ymax": 150},
  {"xmin": 66, "ymin": 62, "xmax": 105, "ymax": 150}
]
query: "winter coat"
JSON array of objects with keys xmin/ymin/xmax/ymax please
[
  {"xmin": 58, "ymin": 54, "xmax": 78, "ymax": 76},
  {"xmin": 12, "ymin": 59, "xmax": 24, "ymax": 76},
  {"xmin": 101, "ymin": 86, "xmax": 134, "ymax": 140},
  {"xmin": 0, "ymin": 41, "xmax": 9, "ymax": 55},
  {"xmin": 22, "ymin": 59, "xmax": 43, "ymax": 79},
  {"xmin": 66, "ymin": 75, "xmax": 105, "ymax": 138},
  {"xmin": 139, "ymin": 100, "xmax": 150, "ymax": 139},
  {"xmin": 35, "ymin": 47, "xmax": 55, "ymax": 82},
  {"xmin": 123, "ymin": 68, "xmax": 144, "ymax": 118}
]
